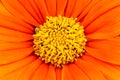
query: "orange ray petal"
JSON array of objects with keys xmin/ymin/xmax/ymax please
[
  {"xmin": 86, "ymin": 21, "xmax": 120, "ymax": 40},
  {"xmin": 77, "ymin": 0, "xmax": 100, "ymax": 21},
  {"xmin": 85, "ymin": 6, "xmax": 120, "ymax": 39},
  {"xmin": 75, "ymin": 58, "xmax": 106, "ymax": 80},
  {"xmin": 68, "ymin": 64, "xmax": 89, "ymax": 80},
  {"xmin": 0, "ymin": 34, "xmax": 33, "ymax": 42},
  {"xmin": 0, "ymin": 15, "xmax": 34, "ymax": 34},
  {"xmin": 18, "ymin": 0, "xmax": 43, "ymax": 24},
  {"xmin": 0, "ymin": 1, "xmax": 12, "ymax": 16},
  {"xmin": 27, "ymin": 0, "xmax": 45, "ymax": 23},
  {"xmin": 82, "ymin": 55, "xmax": 120, "ymax": 80},
  {"xmin": 45, "ymin": 0, "xmax": 56, "ymax": 16},
  {"xmin": 62, "ymin": 65, "xmax": 73, "ymax": 80},
  {"xmin": 86, "ymin": 36, "xmax": 120, "ymax": 65},
  {"xmin": 56, "ymin": 68, "xmax": 62, "ymax": 80},
  {"xmin": 82, "ymin": 0, "xmax": 120, "ymax": 27},
  {"xmin": 0, "ymin": 58, "xmax": 40, "ymax": 80},
  {"xmin": 0, "ymin": 47, "xmax": 34, "ymax": 64},
  {"xmin": 112, "ymin": 65, "xmax": 120, "ymax": 71},
  {"xmin": 0, "ymin": 35, "xmax": 33, "ymax": 42},
  {"xmin": 0, "ymin": 27, "xmax": 33, "ymax": 38},
  {"xmin": 31, "ymin": 63, "xmax": 48, "ymax": 80},
  {"xmin": 0, "ymin": 26, "xmax": 33, "ymax": 42},
  {"xmin": 16, "ymin": 59, "xmax": 42, "ymax": 80},
  {"xmin": 64, "ymin": 0, "xmax": 76, "ymax": 17},
  {"xmin": 70, "ymin": 0, "xmax": 90, "ymax": 18},
  {"xmin": 0, "ymin": 55, "xmax": 36, "ymax": 77},
  {"xmin": 35, "ymin": 0, "xmax": 49, "ymax": 20},
  {"xmin": 85, "ymin": 7, "xmax": 120, "ymax": 34},
  {"xmin": 56, "ymin": 0, "xmax": 67, "ymax": 15},
  {"xmin": 1, "ymin": 0, "xmax": 39, "ymax": 26},
  {"xmin": 0, "ymin": 41, "xmax": 32, "ymax": 50},
  {"xmin": 44, "ymin": 65, "xmax": 56, "ymax": 80}
]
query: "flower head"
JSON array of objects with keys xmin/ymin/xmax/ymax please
[{"xmin": 0, "ymin": 0, "xmax": 120, "ymax": 80}]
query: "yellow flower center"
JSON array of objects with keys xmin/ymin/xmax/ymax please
[{"xmin": 33, "ymin": 15, "xmax": 87, "ymax": 68}]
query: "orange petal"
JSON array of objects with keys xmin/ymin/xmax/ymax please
[
  {"xmin": 70, "ymin": 0, "xmax": 90, "ymax": 18},
  {"xmin": 68, "ymin": 64, "xmax": 89, "ymax": 80},
  {"xmin": 0, "ymin": 41, "xmax": 32, "ymax": 50},
  {"xmin": 0, "ymin": 26, "xmax": 33, "ymax": 42},
  {"xmin": 0, "ymin": 55, "xmax": 36, "ymax": 77},
  {"xmin": 82, "ymin": 0, "xmax": 120, "ymax": 27},
  {"xmin": 64, "ymin": 0, "xmax": 76, "ymax": 17},
  {"xmin": 0, "ymin": 1, "xmax": 11, "ymax": 16},
  {"xmin": 0, "ymin": 58, "xmax": 41, "ymax": 80},
  {"xmin": 86, "ymin": 36, "xmax": 120, "ymax": 64},
  {"xmin": 56, "ymin": 68, "xmax": 62, "ymax": 80},
  {"xmin": 62, "ymin": 65, "xmax": 73, "ymax": 80},
  {"xmin": 77, "ymin": 0, "xmax": 100, "ymax": 21},
  {"xmin": 35, "ymin": 0, "xmax": 49, "ymax": 20},
  {"xmin": 0, "ymin": 47, "xmax": 34, "ymax": 64},
  {"xmin": 1, "ymin": 0, "xmax": 39, "ymax": 26},
  {"xmin": 75, "ymin": 58, "xmax": 106, "ymax": 80},
  {"xmin": 82, "ymin": 55, "xmax": 120, "ymax": 80},
  {"xmin": 112, "ymin": 65, "xmax": 120, "ymax": 71},
  {"xmin": 45, "ymin": 65, "xmax": 56, "ymax": 80},
  {"xmin": 45, "ymin": 0, "xmax": 56, "ymax": 16},
  {"xmin": 56, "ymin": 0, "xmax": 67, "ymax": 15},
  {"xmin": 31, "ymin": 63, "xmax": 48, "ymax": 80},
  {"xmin": 0, "ymin": 15, "xmax": 33, "ymax": 34},
  {"xmin": 0, "ymin": 35, "xmax": 32, "ymax": 43},
  {"xmin": 0, "ymin": 34, "xmax": 33, "ymax": 42},
  {"xmin": 16, "ymin": 59, "xmax": 42, "ymax": 80},
  {"xmin": 18, "ymin": 0, "xmax": 43, "ymax": 24},
  {"xmin": 85, "ymin": 7, "xmax": 120, "ymax": 34},
  {"xmin": 28, "ymin": 0, "xmax": 45, "ymax": 23},
  {"xmin": 0, "ymin": 27, "xmax": 32, "ymax": 38},
  {"xmin": 85, "ymin": 6, "xmax": 120, "ymax": 39}
]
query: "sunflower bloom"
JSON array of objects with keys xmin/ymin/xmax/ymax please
[{"xmin": 0, "ymin": 0, "xmax": 120, "ymax": 80}]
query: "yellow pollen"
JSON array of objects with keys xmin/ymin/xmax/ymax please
[{"xmin": 33, "ymin": 15, "xmax": 87, "ymax": 68}]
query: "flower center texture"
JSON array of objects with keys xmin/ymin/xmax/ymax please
[{"xmin": 33, "ymin": 15, "xmax": 87, "ymax": 68}]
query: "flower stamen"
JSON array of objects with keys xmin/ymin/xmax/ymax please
[{"xmin": 33, "ymin": 15, "xmax": 87, "ymax": 68}]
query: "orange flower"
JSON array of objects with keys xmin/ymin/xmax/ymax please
[{"xmin": 0, "ymin": 0, "xmax": 120, "ymax": 80}]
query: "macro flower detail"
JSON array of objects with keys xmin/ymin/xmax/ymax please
[
  {"xmin": 33, "ymin": 16, "xmax": 87, "ymax": 67},
  {"xmin": 0, "ymin": 0, "xmax": 120, "ymax": 80}
]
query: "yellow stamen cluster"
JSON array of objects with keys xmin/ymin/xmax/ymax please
[{"xmin": 33, "ymin": 15, "xmax": 87, "ymax": 67}]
